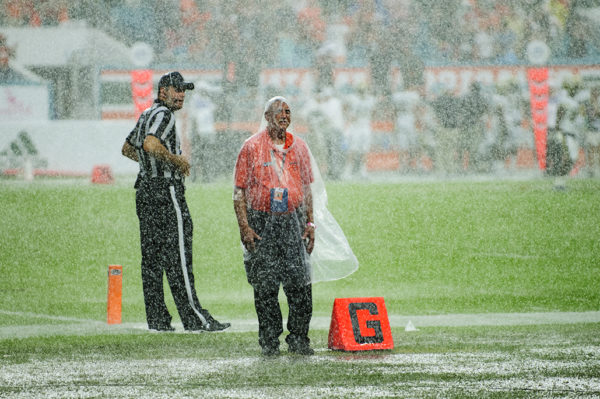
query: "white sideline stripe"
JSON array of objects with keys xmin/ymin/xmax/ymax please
[
  {"xmin": 386, "ymin": 311, "xmax": 600, "ymax": 327},
  {"xmin": 1, "ymin": 310, "xmax": 600, "ymax": 339},
  {"xmin": 467, "ymin": 251, "xmax": 541, "ymax": 259},
  {"xmin": 0, "ymin": 310, "xmax": 103, "ymax": 324}
]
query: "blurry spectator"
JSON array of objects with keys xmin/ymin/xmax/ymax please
[
  {"xmin": 558, "ymin": 77, "xmax": 586, "ymax": 168},
  {"xmin": 413, "ymin": 98, "xmax": 438, "ymax": 173},
  {"xmin": 430, "ymin": 87, "xmax": 462, "ymax": 175},
  {"xmin": 170, "ymin": 0, "xmax": 211, "ymax": 61},
  {"xmin": 189, "ymin": 80, "xmax": 219, "ymax": 182},
  {"xmin": 67, "ymin": 0, "xmax": 116, "ymax": 33},
  {"xmin": 346, "ymin": 1, "xmax": 393, "ymax": 95},
  {"xmin": 297, "ymin": 0, "xmax": 326, "ymax": 54},
  {"xmin": 301, "ymin": 87, "xmax": 345, "ymax": 180},
  {"xmin": 546, "ymin": 82, "xmax": 572, "ymax": 178},
  {"xmin": 387, "ymin": 1, "xmax": 424, "ymax": 91},
  {"xmin": 486, "ymin": 98, "xmax": 511, "ymax": 173},
  {"xmin": 584, "ymin": 85, "xmax": 600, "ymax": 177},
  {"xmin": 393, "ymin": 90, "xmax": 422, "ymax": 173},
  {"xmin": 314, "ymin": 44, "xmax": 335, "ymax": 89},
  {"xmin": 110, "ymin": 0, "xmax": 160, "ymax": 47},
  {"xmin": 2, "ymin": 0, "xmax": 31, "ymax": 25},
  {"xmin": 458, "ymin": 82, "xmax": 489, "ymax": 173},
  {"xmin": 395, "ymin": 25, "xmax": 425, "ymax": 91},
  {"xmin": 321, "ymin": 12, "xmax": 349, "ymax": 64},
  {"xmin": 494, "ymin": 19, "xmax": 519, "ymax": 64},
  {"xmin": 345, "ymin": 0, "xmax": 376, "ymax": 62},
  {"xmin": 545, "ymin": 0, "xmax": 568, "ymax": 56},
  {"xmin": 368, "ymin": 24, "xmax": 393, "ymax": 96},
  {"xmin": 487, "ymin": 80, "xmax": 530, "ymax": 173},
  {"xmin": 416, "ymin": 0, "xmax": 463, "ymax": 62},
  {"xmin": 474, "ymin": 25, "xmax": 494, "ymax": 62},
  {"xmin": 520, "ymin": 2, "xmax": 553, "ymax": 57},
  {"xmin": 565, "ymin": 0, "xmax": 590, "ymax": 58},
  {"xmin": 343, "ymin": 83, "xmax": 376, "ymax": 179},
  {"xmin": 32, "ymin": 0, "xmax": 69, "ymax": 26}
]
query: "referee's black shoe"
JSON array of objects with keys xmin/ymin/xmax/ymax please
[
  {"xmin": 187, "ymin": 313, "xmax": 230, "ymax": 332},
  {"xmin": 201, "ymin": 319, "xmax": 231, "ymax": 332}
]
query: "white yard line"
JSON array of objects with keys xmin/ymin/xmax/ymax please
[
  {"xmin": 0, "ymin": 310, "xmax": 104, "ymax": 324},
  {"xmin": 1, "ymin": 310, "xmax": 599, "ymax": 339}
]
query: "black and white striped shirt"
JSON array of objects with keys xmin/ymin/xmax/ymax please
[{"xmin": 126, "ymin": 99, "xmax": 183, "ymax": 182}]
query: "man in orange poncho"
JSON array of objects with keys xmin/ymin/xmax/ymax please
[{"xmin": 233, "ymin": 97, "xmax": 315, "ymax": 356}]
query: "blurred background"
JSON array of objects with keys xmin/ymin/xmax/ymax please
[{"xmin": 1, "ymin": 0, "xmax": 600, "ymax": 181}]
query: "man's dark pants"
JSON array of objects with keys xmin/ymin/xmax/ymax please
[{"xmin": 245, "ymin": 209, "xmax": 312, "ymax": 350}]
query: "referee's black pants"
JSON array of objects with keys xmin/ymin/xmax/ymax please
[{"xmin": 136, "ymin": 179, "xmax": 208, "ymax": 330}]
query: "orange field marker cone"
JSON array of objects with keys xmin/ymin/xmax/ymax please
[
  {"xmin": 328, "ymin": 297, "xmax": 394, "ymax": 351},
  {"xmin": 107, "ymin": 265, "xmax": 122, "ymax": 324}
]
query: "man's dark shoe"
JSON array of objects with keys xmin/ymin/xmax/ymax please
[
  {"xmin": 149, "ymin": 325, "xmax": 175, "ymax": 332},
  {"xmin": 286, "ymin": 335, "xmax": 314, "ymax": 355},
  {"xmin": 261, "ymin": 346, "xmax": 280, "ymax": 357},
  {"xmin": 288, "ymin": 344, "xmax": 314, "ymax": 356}
]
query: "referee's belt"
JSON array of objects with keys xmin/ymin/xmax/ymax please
[{"xmin": 136, "ymin": 176, "xmax": 185, "ymax": 189}]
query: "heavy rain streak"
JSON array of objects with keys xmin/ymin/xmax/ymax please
[{"xmin": 2, "ymin": 1, "xmax": 600, "ymax": 398}]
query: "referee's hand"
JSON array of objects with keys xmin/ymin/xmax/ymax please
[{"xmin": 176, "ymin": 156, "xmax": 191, "ymax": 176}]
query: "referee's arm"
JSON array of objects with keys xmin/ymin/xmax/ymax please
[
  {"xmin": 143, "ymin": 135, "xmax": 190, "ymax": 176},
  {"xmin": 122, "ymin": 140, "xmax": 138, "ymax": 162}
]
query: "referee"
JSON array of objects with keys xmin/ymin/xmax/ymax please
[{"xmin": 122, "ymin": 71, "xmax": 230, "ymax": 332}]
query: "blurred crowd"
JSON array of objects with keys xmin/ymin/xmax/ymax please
[
  {"xmin": 188, "ymin": 72, "xmax": 600, "ymax": 180},
  {"xmin": 2, "ymin": 0, "xmax": 599, "ymax": 178},
  {"xmin": 2, "ymin": 0, "xmax": 599, "ymax": 70}
]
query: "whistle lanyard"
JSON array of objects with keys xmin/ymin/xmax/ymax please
[{"xmin": 270, "ymin": 149, "xmax": 287, "ymax": 185}]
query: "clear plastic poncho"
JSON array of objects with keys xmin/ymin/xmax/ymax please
[{"xmin": 307, "ymin": 147, "xmax": 359, "ymax": 283}]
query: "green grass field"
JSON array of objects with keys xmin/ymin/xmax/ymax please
[{"xmin": 1, "ymin": 177, "xmax": 599, "ymax": 398}]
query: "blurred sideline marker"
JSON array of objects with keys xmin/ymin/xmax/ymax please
[
  {"xmin": 527, "ymin": 67, "xmax": 549, "ymax": 170},
  {"xmin": 107, "ymin": 265, "xmax": 122, "ymax": 324},
  {"xmin": 328, "ymin": 297, "xmax": 394, "ymax": 351},
  {"xmin": 91, "ymin": 164, "xmax": 114, "ymax": 184},
  {"xmin": 131, "ymin": 69, "xmax": 153, "ymax": 120}
]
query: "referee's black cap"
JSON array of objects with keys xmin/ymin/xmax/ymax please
[{"xmin": 158, "ymin": 71, "xmax": 195, "ymax": 91}]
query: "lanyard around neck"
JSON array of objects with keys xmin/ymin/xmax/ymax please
[{"xmin": 270, "ymin": 149, "xmax": 287, "ymax": 184}]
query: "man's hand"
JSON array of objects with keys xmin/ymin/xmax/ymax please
[
  {"xmin": 302, "ymin": 225, "xmax": 315, "ymax": 254},
  {"xmin": 240, "ymin": 224, "xmax": 261, "ymax": 252}
]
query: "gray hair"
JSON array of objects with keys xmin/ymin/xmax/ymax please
[{"xmin": 263, "ymin": 96, "xmax": 289, "ymax": 117}]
